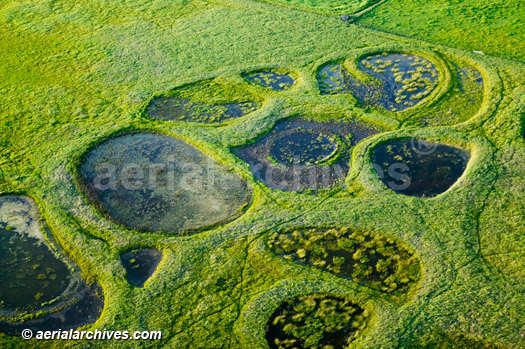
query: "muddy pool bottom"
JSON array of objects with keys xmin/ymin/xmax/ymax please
[
  {"xmin": 233, "ymin": 118, "xmax": 380, "ymax": 192},
  {"xmin": 147, "ymin": 96, "xmax": 257, "ymax": 123},
  {"xmin": 79, "ymin": 132, "xmax": 252, "ymax": 233}
]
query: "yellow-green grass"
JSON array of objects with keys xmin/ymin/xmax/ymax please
[
  {"xmin": 358, "ymin": 0, "xmax": 525, "ymax": 62},
  {"xmin": 0, "ymin": 0, "xmax": 524, "ymax": 347}
]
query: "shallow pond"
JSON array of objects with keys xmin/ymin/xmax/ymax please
[
  {"xmin": 121, "ymin": 248, "xmax": 163, "ymax": 287},
  {"xmin": 269, "ymin": 227, "xmax": 420, "ymax": 294},
  {"xmin": 243, "ymin": 71, "xmax": 295, "ymax": 90},
  {"xmin": 372, "ymin": 140, "xmax": 470, "ymax": 197},
  {"xmin": 0, "ymin": 196, "xmax": 103, "ymax": 336},
  {"xmin": 266, "ymin": 294, "xmax": 367, "ymax": 349},
  {"xmin": 79, "ymin": 132, "xmax": 251, "ymax": 233},
  {"xmin": 0, "ymin": 197, "xmax": 70, "ymax": 311},
  {"xmin": 147, "ymin": 96, "xmax": 257, "ymax": 123},
  {"xmin": 233, "ymin": 119, "xmax": 379, "ymax": 192},
  {"xmin": 318, "ymin": 53, "xmax": 439, "ymax": 111},
  {"xmin": 269, "ymin": 130, "xmax": 338, "ymax": 166}
]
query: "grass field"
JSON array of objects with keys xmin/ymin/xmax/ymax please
[
  {"xmin": 357, "ymin": 0, "xmax": 525, "ymax": 62},
  {"xmin": 247, "ymin": 0, "xmax": 379, "ymax": 16},
  {"xmin": 0, "ymin": 0, "xmax": 523, "ymax": 347}
]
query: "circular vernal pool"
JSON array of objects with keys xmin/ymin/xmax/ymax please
[
  {"xmin": 266, "ymin": 294, "xmax": 368, "ymax": 349},
  {"xmin": 269, "ymin": 130, "xmax": 339, "ymax": 166},
  {"xmin": 79, "ymin": 132, "xmax": 251, "ymax": 233},
  {"xmin": 372, "ymin": 139, "xmax": 470, "ymax": 197}
]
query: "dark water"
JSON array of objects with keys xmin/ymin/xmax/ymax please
[
  {"xmin": 318, "ymin": 53, "xmax": 438, "ymax": 111},
  {"xmin": 0, "ymin": 222, "xmax": 70, "ymax": 310},
  {"xmin": 147, "ymin": 96, "xmax": 257, "ymax": 123},
  {"xmin": 79, "ymin": 132, "xmax": 251, "ymax": 233},
  {"xmin": 372, "ymin": 140, "xmax": 470, "ymax": 197},
  {"xmin": 0, "ymin": 196, "xmax": 103, "ymax": 336},
  {"xmin": 121, "ymin": 248, "xmax": 163, "ymax": 287},
  {"xmin": 266, "ymin": 294, "xmax": 366, "ymax": 349},
  {"xmin": 269, "ymin": 130, "xmax": 337, "ymax": 166},
  {"xmin": 0, "ymin": 284, "xmax": 103, "ymax": 336},
  {"xmin": 243, "ymin": 71, "xmax": 295, "ymax": 90},
  {"xmin": 233, "ymin": 118, "xmax": 379, "ymax": 192}
]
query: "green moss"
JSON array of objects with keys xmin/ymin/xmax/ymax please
[{"xmin": 0, "ymin": 0, "xmax": 522, "ymax": 347}]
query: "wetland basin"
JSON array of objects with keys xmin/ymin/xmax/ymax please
[
  {"xmin": 318, "ymin": 53, "xmax": 438, "ymax": 111},
  {"xmin": 266, "ymin": 294, "xmax": 368, "ymax": 349},
  {"xmin": 79, "ymin": 132, "xmax": 251, "ymax": 233},
  {"xmin": 372, "ymin": 140, "xmax": 470, "ymax": 197},
  {"xmin": 121, "ymin": 248, "xmax": 163, "ymax": 287},
  {"xmin": 233, "ymin": 118, "xmax": 380, "ymax": 192},
  {"xmin": 242, "ymin": 71, "xmax": 295, "ymax": 90},
  {"xmin": 147, "ymin": 97, "xmax": 257, "ymax": 124},
  {"xmin": 147, "ymin": 78, "xmax": 260, "ymax": 123},
  {"xmin": 269, "ymin": 227, "xmax": 420, "ymax": 294},
  {"xmin": 0, "ymin": 196, "xmax": 103, "ymax": 335}
]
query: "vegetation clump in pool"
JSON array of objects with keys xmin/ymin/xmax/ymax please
[
  {"xmin": 79, "ymin": 132, "xmax": 251, "ymax": 233},
  {"xmin": 266, "ymin": 294, "xmax": 368, "ymax": 349},
  {"xmin": 147, "ymin": 78, "xmax": 259, "ymax": 123},
  {"xmin": 317, "ymin": 53, "xmax": 439, "ymax": 111},
  {"xmin": 0, "ymin": 196, "xmax": 103, "ymax": 335},
  {"xmin": 242, "ymin": 71, "xmax": 295, "ymax": 90},
  {"xmin": 233, "ymin": 118, "xmax": 379, "ymax": 191},
  {"xmin": 372, "ymin": 140, "xmax": 470, "ymax": 197},
  {"xmin": 269, "ymin": 130, "xmax": 339, "ymax": 166},
  {"xmin": 121, "ymin": 248, "xmax": 163, "ymax": 287},
  {"xmin": 0, "ymin": 197, "xmax": 69, "ymax": 311},
  {"xmin": 269, "ymin": 227, "xmax": 420, "ymax": 293}
]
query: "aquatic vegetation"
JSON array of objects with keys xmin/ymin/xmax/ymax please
[
  {"xmin": 147, "ymin": 97, "xmax": 257, "ymax": 124},
  {"xmin": 233, "ymin": 118, "xmax": 379, "ymax": 191},
  {"xmin": 79, "ymin": 133, "xmax": 251, "ymax": 233},
  {"xmin": 121, "ymin": 248, "xmax": 163, "ymax": 287},
  {"xmin": 0, "ymin": 196, "xmax": 103, "ymax": 334},
  {"xmin": 0, "ymin": 196, "xmax": 70, "ymax": 311},
  {"xmin": 266, "ymin": 294, "xmax": 368, "ymax": 349},
  {"xmin": 147, "ymin": 78, "xmax": 259, "ymax": 123},
  {"xmin": 0, "ymin": 0, "xmax": 522, "ymax": 346},
  {"xmin": 372, "ymin": 140, "xmax": 470, "ymax": 197},
  {"xmin": 269, "ymin": 227, "xmax": 420, "ymax": 293},
  {"xmin": 269, "ymin": 130, "xmax": 339, "ymax": 166},
  {"xmin": 243, "ymin": 71, "xmax": 295, "ymax": 90},
  {"xmin": 318, "ymin": 53, "xmax": 438, "ymax": 111}
]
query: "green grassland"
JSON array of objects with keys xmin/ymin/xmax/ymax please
[
  {"xmin": 0, "ymin": 0, "xmax": 524, "ymax": 348},
  {"xmin": 245, "ymin": 0, "xmax": 379, "ymax": 16},
  {"xmin": 357, "ymin": 0, "xmax": 525, "ymax": 62}
]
